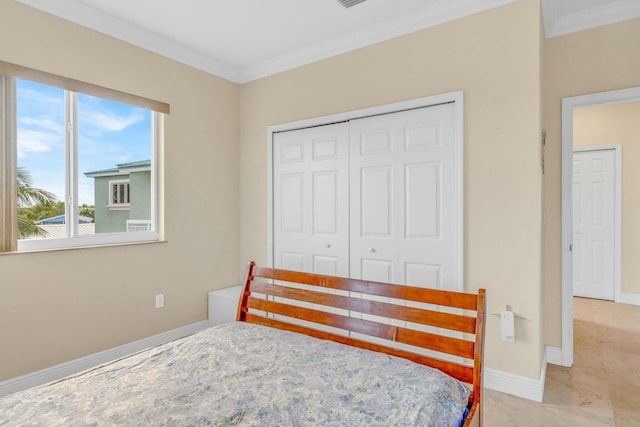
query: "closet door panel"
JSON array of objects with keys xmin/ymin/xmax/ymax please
[
  {"xmin": 273, "ymin": 123, "xmax": 349, "ymax": 277},
  {"xmin": 350, "ymin": 103, "xmax": 457, "ymax": 290},
  {"xmin": 405, "ymin": 162, "xmax": 440, "ymax": 239},
  {"xmin": 360, "ymin": 166, "xmax": 392, "ymax": 237}
]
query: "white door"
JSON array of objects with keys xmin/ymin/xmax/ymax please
[
  {"xmin": 273, "ymin": 123, "xmax": 350, "ymax": 277},
  {"xmin": 349, "ymin": 103, "xmax": 458, "ymax": 291},
  {"xmin": 348, "ymin": 103, "xmax": 460, "ymax": 357},
  {"xmin": 572, "ymin": 148, "xmax": 615, "ymax": 300}
]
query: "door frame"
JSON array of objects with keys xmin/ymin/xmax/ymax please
[
  {"xmin": 561, "ymin": 86, "xmax": 640, "ymax": 367},
  {"xmin": 267, "ymin": 91, "xmax": 464, "ymax": 288},
  {"xmin": 572, "ymin": 145, "xmax": 621, "ymax": 301}
]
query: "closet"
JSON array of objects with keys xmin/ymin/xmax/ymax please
[{"xmin": 272, "ymin": 101, "xmax": 461, "ymax": 293}]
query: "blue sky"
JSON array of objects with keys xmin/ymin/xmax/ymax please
[{"xmin": 17, "ymin": 79, "xmax": 151, "ymax": 205}]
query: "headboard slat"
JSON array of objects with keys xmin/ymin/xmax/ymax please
[
  {"xmin": 245, "ymin": 298, "xmax": 475, "ymax": 359},
  {"xmin": 250, "ymin": 280, "xmax": 477, "ymax": 333},
  {"xmin": 252, "ymin": 267, "xmax": 478, "ymax": 310}
]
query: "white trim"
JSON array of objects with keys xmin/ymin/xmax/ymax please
[
  {"xmin": 119, "ymin": 166, "xmax": 151, "ymax": 174},
  {"xmin": 67, "ymin": 91, "xmax": 78, "ymax": 238},
  {"xmin": 561, "ymin": 86, "xmax": 640, "ymax": 368},
  {"xmin": 0, "ymin": 320, "xmax": 209, "ymax": 398},
  {"xmin": 151, "ymin": 112, "xmax": 160, "ymax": 235},
  {"xmin": 267, "ymin": 92, "xmax": 463, "ymax": 286},
  {"xmin": 84, "ymin": 171, "xmax": 129, "ymax": 178},
  {"xmin": 542, "ymin": 0, "xmax": 640, "ymax": 38},
  {"xmin": 268, "ymin": 92, "xmax": 464, "ymax": 134},
  {"xmin": 18, "ymin": 231, "xmax": 158, "ymax": 251},
  {"xmin": 545, "ymin": 345, "xmax": 563, "ymax": 366},
  {"xmin": 240, "ymin": 0, "xmax": 518, "ymax": 83},
  {"xmin": 484, "ymin": 352, "xmax": 547, "ymax": 402},
  {"xmin": 618, "ymin": 292, "xmax": 640, "ymax": 306},
  {"xmin": 109, "ymin": 178, "xmax": 130, "ymax": 206},
  {"xmin": 15, "ymin": 0, "xmax": 241, "ymax": 83},
  {"xmin": 107, "ymin": 204, "xmax": 130, "ymax": 211},
  {"xmin": 85, "ymin": 167, "xmax": 151, "ymax": 178},
  {"xmin": 16, "ymin": 0, "xmax": 516, "ymax": 84}
]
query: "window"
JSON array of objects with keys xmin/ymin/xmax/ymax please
[
  {"xmin": 109, "ymin": 180, "xmax": 130, "ymax": 207},
  {"xmin": 0, "ymin": 61, "xmax": 168, "ymax": 252}
]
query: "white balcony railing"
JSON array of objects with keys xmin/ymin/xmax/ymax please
[{"xmin": 126, "ymin": 220, "xmax": 152, "ymax": 232}]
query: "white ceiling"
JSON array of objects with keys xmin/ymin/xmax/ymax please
[{"xmin": 15, "ymin": 0, "xmax": 640, "ymax": 83}]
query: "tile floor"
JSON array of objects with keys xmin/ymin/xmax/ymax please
[{"xmin": 483, "ymin": 297, "xmax": 640, "ymax": 427}]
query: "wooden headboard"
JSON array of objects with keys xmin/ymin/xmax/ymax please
[{"xmin": 237, "ymin": 261, "xmax": 486, "ymax": 427}]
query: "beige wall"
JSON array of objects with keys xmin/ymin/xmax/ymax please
[
  {"xmin": 239, "ymin": 0, "xmax": 544, "ymax": 379},
  {"xmin": 0, "ymin": 0, "xmax": 550, "ymax": 384},
  {"xmin": 543, "ymin": 19, "xmax": 640, "ymax": 347},
  {"xmin": 0, "ymin": 0, "xmax": 240, "ymax": 381},
  {"xmin": 574, "ymin": 101, "xmax": 640, "ymax": 295}
]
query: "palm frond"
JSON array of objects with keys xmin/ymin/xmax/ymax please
[
  {"xmin": 17, "ymin": 166, "xmax": 57, "ymax": 208},
  {"xmin": 16, "ymin": 167, "xmax": 57, "ymax": 238}
]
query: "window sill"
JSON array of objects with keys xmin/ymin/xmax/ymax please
[
  {"xmin": 15, "ymin": 231, "xmax": 161, "ymax": 252},
  {"xmin": 2, "ymin": 238, "xmax": 167, "ymax": 255},
  {"xmin": 107, "ymin": 204, "xmax": 130, "ymax": 211}
]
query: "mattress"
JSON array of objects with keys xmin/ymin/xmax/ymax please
[{"xmin": 0, "ymin": 322, "xmax": 470, "ymax": 426}]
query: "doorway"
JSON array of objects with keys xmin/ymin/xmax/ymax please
[{"xmin": 561, "ymin": 87, "xmax": 640, "ymax": 367}]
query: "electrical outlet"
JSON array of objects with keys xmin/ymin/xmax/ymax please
[{"xmin": 155, "ymin": 294, "xmax": 164, "ymax": 309}]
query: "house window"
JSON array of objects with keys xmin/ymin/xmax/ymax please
[
  {"xmin": 0, "ymin": 61, "xmax": 169, "ymax": 252},
  {"xmin": 110, "ymin": 180, "xmax": 130, "ymax": 207}
]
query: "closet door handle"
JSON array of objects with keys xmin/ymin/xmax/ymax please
[
  {"xmin": 326, "ymin": 244, "xmax": 331, "ymax": 248},
  {"xmin": 370, "ymin": 248, "xmax": 376, "ymax": 253}
]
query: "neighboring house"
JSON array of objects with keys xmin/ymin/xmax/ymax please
[
  {"xmin": 31, "ymin": 215, "xmax": 95, "ymax": 239},
  {"xmin": 35, "ymin": 215, "xmax": 93, "ymax": 225},
  {"xmin": 84, "ymin": 160, "xmax": 152, "ymax": 233}
]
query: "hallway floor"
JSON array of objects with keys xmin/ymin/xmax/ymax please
[{"xmin": 484, "ymin": 297, "xmax": 640, "ymax": 426}]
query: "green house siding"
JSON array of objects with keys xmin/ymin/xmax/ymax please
[
  {"xmin": 93, "ymin": 176, "xmax": 130, "ymax": 233},
  {"xmin": 129, "ymin": 171, "xmax": 151, "ymax": 221},
  {"xmin": 88, "ymin": 162, "xmax": 152, "ymax": 234}
]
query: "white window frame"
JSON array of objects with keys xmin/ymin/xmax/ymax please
[
  {"xmin": 9, "ymin": 82, "xmax": 160, "ymax": 251},
  {"xmin": 108, "ymin": 179, "xmax": 131, "ymax": 210}
]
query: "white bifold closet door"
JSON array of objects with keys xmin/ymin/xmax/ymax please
[
  {"xmin": 273, "ymin": 102, "xmax": 459, "ymax": 292},
  {"xmin": 349, "ymin": 104, "xmax": 456, "ymax": 288},
  {"xmin": 273, "ymin": 123, "xmax": 350, "ymax": 277}
]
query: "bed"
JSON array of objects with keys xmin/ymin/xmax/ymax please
[{"xmin": 0, "ymin": 262, "xmax": 485, "ymax": 427}]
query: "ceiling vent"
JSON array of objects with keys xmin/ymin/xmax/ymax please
[{"xmin": 337, "ymin": 0, "xmax": 368, "ymax": 8}]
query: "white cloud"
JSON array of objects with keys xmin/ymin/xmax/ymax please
[
  {"xmin": 79, "ymin": 109, "xmax": 144, "ymax": 132},
  {"xmin": 19, "ymin": 117, "xmax": 65, "ymax": 134},
  {"xmin": 17, "ymin": 129, "xmax": 61, "ymax": 159}
]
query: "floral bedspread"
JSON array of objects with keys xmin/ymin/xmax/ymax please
[{"xmin": 0, "ymin": 322, "xmax": 470, "ymax": 426}]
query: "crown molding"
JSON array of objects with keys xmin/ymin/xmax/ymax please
[
  {"xmin": 542, "ymin": 0, "xmax": 640, "ymax": 38},
  {"xmin": 16, "ymin": 0, "xmax": 242, "ymax": 82},
  {"xmin": 17, "ymin": 0, "xmax": 518, "ymax": 84},
  {"xmin": 239, "ymin": 0, "xmax": 518, "ymax": 83}
]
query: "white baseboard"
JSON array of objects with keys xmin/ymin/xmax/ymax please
[
  {"xmin": 618, "ymin": 292, "xmax": 640, "ymax": 306},
  {"xmin": 484, "ymin": 351, "xmax": 547, "ymax": 402},
  {"xmin": 0, "ymin": 320, "xmax": 210, "ymax": 398},
  {"xmin": 545, "ymin": 345, "xmax": 563, "ymax": 366}
]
